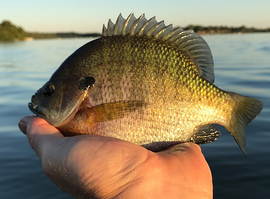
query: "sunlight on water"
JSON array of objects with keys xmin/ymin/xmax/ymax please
[{"xmin": 0, "ymin": 34, "xmax": 269, "ymax": 199}]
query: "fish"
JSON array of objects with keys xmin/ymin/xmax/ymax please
[{"xmin": 28, "ymin": 13, "xmax": 264, "ymax": 154}]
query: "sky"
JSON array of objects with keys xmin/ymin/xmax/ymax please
[{"xmin": 1, "ymin": 0, "xmax": 270, "ymax": 33}]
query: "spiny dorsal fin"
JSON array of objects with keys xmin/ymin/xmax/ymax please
[{"xmin": 102, "ymin": 13, "xmax": 215, "ymax": 83}]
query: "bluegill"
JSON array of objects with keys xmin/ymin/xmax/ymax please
[{"xmin": 29, "ymin": 13, "xmax": 263, "ymax": 154}]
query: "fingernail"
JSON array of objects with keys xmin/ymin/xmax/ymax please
[{"xmin": 18, "ymin": 119, "xmax": 27, "ymax": 135}]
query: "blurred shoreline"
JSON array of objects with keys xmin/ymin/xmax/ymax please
[{"xmin": 1, "ymin": 20, "xmax": 270, "ymax": 42}]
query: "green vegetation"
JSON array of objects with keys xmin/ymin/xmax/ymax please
[
  {"xmin": 185, "ymin": 25, "xmax": 270, "ymax": 34},
  {"xmin": 0, "ymin": 21, "xmax": 26, "ymax": 41},
  {"xmin": 1, "ymin": 20, "xmax": 269, "ymax": 42},
  {"xmin": 0, "ymin": 20, "xmax": 102, "ymax": 42},
  {"xmin": 25, "ymin": 32, "xmax": 57, "ymax": 39},
  {"xmin": 55, "ymin": 32, "xmax": 102, "ymax": 38},
  {"xmin": 26, "ymin": 32, "xmax": 102, "ymax": 39}
]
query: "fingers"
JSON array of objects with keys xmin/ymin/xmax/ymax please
[
  {"xmin": 159, "ymin": 142, "xmax": 208, "ymax": 170},
  {"xmin": 18, "ymin": 116, "xmax": 64, "ymax": 159},
  {"xmin": 157, "ymin": 142, "xmax": 204, "ymax": 163},
  {"xmin": 154, "ymin": 143, "xmax": 212, "ymax": 198},
  {"xmin": 160, "ymin": 142, "xmax": 201, "ymax": 155}
]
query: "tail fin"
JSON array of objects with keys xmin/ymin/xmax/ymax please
[{"xmin": 227, "ymin": 93, "xmax": 263, "ymax": 155}]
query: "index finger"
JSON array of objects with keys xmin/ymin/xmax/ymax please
[{"xmin": 18, "ymin": 116, "xmax": 64, "ymax": 158}]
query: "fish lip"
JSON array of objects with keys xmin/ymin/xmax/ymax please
[{"xmin": 28, "ymin": 102, "xmax": 46, "ymax": 118}]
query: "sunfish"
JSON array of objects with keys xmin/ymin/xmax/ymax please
[{"xmin": 29, "ymin": 13, "xmax": 263, "ymax": 154}]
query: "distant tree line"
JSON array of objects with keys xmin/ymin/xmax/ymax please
[
  {"xmin": 0, "ymin": 21, "xmax": 26, "ymax": 41},
  {"xmin": 185, "ymin": 25, "xmax": 270, "ymax": 34},
  {"xmin": 1, "ymin": 20, "xmax": 269, "ymax": 42},
  {"xmin": 25, "ymin": 32, "xmax": 102, "ymax": 39},
  {"xmin": 0, "ymin": 20, "xmax": 102, "ymax": 41},
  {"xmin": 55, "ymin": 32, "xmax": 102, "ymax": 38}
]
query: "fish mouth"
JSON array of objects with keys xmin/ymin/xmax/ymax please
[
  {"xmin": 28, "ymin": 102, "xmax": 47, "ymax": 118},
  {"xmin": 28, "ymin": 94, "xmax": 45, "ymax": 117}
]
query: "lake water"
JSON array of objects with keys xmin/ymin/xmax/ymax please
[{"xmin": 0, "ymin": 33, "xmax": 269, "ymax": 199}]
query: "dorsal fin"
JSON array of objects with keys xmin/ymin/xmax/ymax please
[{"xmin": 102, "ymin": 13, "xmax": 215, "ymax": 83}]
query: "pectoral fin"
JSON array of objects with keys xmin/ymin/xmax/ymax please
[{"xmin": 91, "ymin": 100, "xmax": 145, "ymax": 123}]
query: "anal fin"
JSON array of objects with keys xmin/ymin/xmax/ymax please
[{"xmin": 190, "ymin": 124, "xmax": 221, "ymax": 145}]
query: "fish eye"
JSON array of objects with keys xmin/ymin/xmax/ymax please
[
  {"xmin": 79, "ymin": 77, "xmax": 95, "ymax": 90},
  {"xmin": 43, "ymin": 83, "xmax": 55, "ymax": 97}
]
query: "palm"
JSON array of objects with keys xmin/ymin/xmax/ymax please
[{"xmin": 19, "ymin": 116, "xmax": 212, "ymax": 199}]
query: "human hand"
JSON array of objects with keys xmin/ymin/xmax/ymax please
[{"xmin": 19, "ymin": 116, "xmax": 213, "ymax": 199}]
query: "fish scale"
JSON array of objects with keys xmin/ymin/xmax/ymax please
[
  {"xmin": 28, "ymin": 13, "xmax": 263, "ymax": 154},
  {"xmin": 87, "ymin": 36, "xmax": 227, "ymax": 140}
]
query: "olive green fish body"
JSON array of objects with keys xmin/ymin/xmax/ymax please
[
  {"xmin": 29, "ymin": 13, "xmax": 263, "ymax": 154},
  {"xmin": 56, "ymin": 36, "xmax": 220, "ymax": 139}
]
